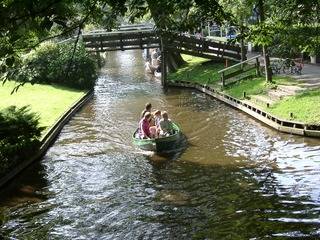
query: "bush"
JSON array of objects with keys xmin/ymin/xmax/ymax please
[
  {"xmin": 0, "ymin": 106, "xmax": 44, "ymax": 177},
  {"xmin": 12, "ymin": 41, "xmax": 98, "ymax": 89}
]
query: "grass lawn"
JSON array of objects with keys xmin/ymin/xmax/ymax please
[
  {"xmin": 168, "ymin": 54, "xmax": 227, "ymax": 85},
  {"xmin": 268, "ymin": 89, "xmax": 320, "ymax": 125},
  {"xmin": 1, "ymin": 81, "xmax": 87, "ymax": 133},
  {"xmin": 223, "ymin": 76, "xmax": 297, "ymax": 99}
]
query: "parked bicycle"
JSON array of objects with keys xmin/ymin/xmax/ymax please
[{"xmin": 270, "ymin": 58, "xmax": 303, "ymax": 75}]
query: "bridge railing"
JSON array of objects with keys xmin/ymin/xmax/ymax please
[
  {"xmin": 82, "ymin": 29, "xmax": 244, "ymax": 61},
  {"xmin": 82, "ymin": 30, "xmax": 160, "ymax": 51},
  {"xmin": 166, "ymin": 33, "xmax": 243, "ymax": 61}
]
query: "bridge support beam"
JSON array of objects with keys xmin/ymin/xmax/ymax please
[
  {"xmin": 160, "ymin": 37, "xmax": 168, "ymax": 87},
  {"xmin": 161, "ymin": 49, "xmax": 167, "ymax": 87}
]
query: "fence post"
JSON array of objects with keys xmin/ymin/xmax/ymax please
[
  {"xmin": 221, "ymin": 72, "xmax": 225, "ymax": 88},
  {"xmin": 255, "ymin": 57, "xmax": 261, "ymax": 76}
]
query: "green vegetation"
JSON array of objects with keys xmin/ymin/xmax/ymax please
[
  {"xmin": 0, "ymin": 106, "xmax": 43, "ymax": 177},
  {"xmin": 9, "ymin": 41, "xmax": 98, "ymax": 90},
  {"xmin": 223, "ymin": 76, "xmax": 296, "ymax": 99},
  {"xmin": 224, "ymin": 76, "xmax": 320, "ymax": 124},
  {"xmin": 0, "ymin": 81, "xmax": 86, "ymax": 131},
  {"xmin": 268, "ymin": 89, "xmax": 320, "ymax": 125},
  {"xmin": 224, "ymin": 77, "xmax": 266, "ymax": 98},
  {"xmin": 168, "ymin": 55, "xmax": 226, "ymax": 85},
  {"xmin": 170, "ymin": 54, "xmax": 320, "ymax": 125}
]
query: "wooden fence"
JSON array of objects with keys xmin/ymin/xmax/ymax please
[{"xmin": 218, "ymin": 55, "xmax": 261, "ymax": 87}]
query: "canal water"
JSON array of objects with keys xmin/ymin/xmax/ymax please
[{"xmin": 1, "ymin": 51, "xmax": 320, "ymax": 239}]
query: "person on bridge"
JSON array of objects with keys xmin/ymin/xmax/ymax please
[{"xmin": 139, "ymin": 112, "xmax": 152, "ymax": 139}]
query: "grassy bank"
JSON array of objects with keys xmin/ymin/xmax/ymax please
[
  {"xmin": 169, "ymin": 55, "xmax": 320, "ymax": 125},
  {"xmin": 168, "ymin": 55, "xmax": 226, "ymax": 85},
  {"xmin": 1, "ymin": 81, "xmax": 87, "ymax": 133},
  {"xmin": 224, "ymin": 77, "xmax": 320, "ymax": 124},
  {"xmin": 268, "ymin": 89, "xmax": 320, "ymax": 124},
  {"xmin": 223, "ymin": 76, "xmax": 295, "ymax": 99}
]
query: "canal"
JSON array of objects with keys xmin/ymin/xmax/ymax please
[{"xmin": 1, "ymin": 51, "xmax": 320, "ymax": 239}]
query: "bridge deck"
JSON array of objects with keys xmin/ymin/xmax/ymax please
[{"xmin": 82, "ymin": 29, "xmax": 244, "ymax": 61}]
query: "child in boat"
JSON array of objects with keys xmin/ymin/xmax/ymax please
[
  {"xmin": 159, "ymin": 111, "xmax": 174, "ymax": 137},
  {"xmin": 141, "ymin": 102, "xmax": 152, "ymax": 119},
  {"xmin": 149, "ymin": 110, "xmax": 161, "ymax": 138},
  {"xmin": 153, "ymin": 110, "xmax": 162, "ymax": 127},
  {"xmin": 139, "ymin": 112, "xmax": 152, "ymax": 139}
]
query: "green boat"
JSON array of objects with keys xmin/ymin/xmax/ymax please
[{"xmin": 132, "ymin": 123, "xmax": 181, "ymax": 152}]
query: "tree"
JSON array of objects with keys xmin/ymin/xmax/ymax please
[
  {"xmin": 0, "ymin": 0, "xmax": 121, "ymax": 83},
  {"xmin": 0, "ymin": 0, "xmax": 237, "ymax": 80}
]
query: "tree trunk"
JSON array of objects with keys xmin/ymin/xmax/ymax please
[
  {"xmin": 146, "ymin": 0, "xmax": 185, "ymax": 73},
  {"xmin": 263, "ymin": 46, "xmax": 272, "ymax": 82},
  {"xmin": 258, "ymin": 0, "xmax": 272, "ymax": 82}
]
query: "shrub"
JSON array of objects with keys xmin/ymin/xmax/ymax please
[
  {"xmin": 0, "ymin": 106, "xmax": 44, "ymax": 177},
  {"xmin": 12, "ymin": 41, "xmax": 98, "ymax": 89}
]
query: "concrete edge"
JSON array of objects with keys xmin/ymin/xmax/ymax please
[
  {"xmin": 0, "ymin": 90, "xmax": 94, "ymax": 189},
  {"xmin": 168, "ymin": 81, "xmax": 320, "ymax": 138}
]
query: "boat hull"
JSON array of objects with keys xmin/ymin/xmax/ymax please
[{"xmin": 132, "ymin": 123, "xmax": 181, "ymax": 152}]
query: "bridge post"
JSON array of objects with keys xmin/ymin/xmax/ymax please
[
  {"xmin": 161, "ymin": 49, "xmax": 167, "ymax": 87},
  {"xmin": 160, "ymin": 37, "xmax": 168, "ymax": 87}
]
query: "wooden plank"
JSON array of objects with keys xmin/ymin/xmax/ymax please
[
  {"xmin": 170, "ymin": 38, "xmax": 241, "ymax": 54},
  {"xmin": 224, "ymin": 69, "xmax": 244, "ymax": 80},
  {"xmin": 172, "ymin": 35, "xmax": 241, "ymax": 52},
  {"xmin": 167, "ymin": 42, "xmax": 241, "ymax": 60},
  {"xmin": 169, "ymin": 48, "xmax": 230, "ymax": 60},
  {"xmin": 83, "ymin": 31, "xmax": 156, "ymax": 42},
  {"xmin": 87, "ymin": 44, "xmax": 160, "ymax": 52},
  {"xmin": 218, "ymin": 55, "xmax": 261, "ymax": 73},
  {"xmin": 85, "ymin": 39, "xmax": 160, "ymax": 48},
  {"xmin": 83, "ymin": 34, "xmax": 157, "ymax": 43}
]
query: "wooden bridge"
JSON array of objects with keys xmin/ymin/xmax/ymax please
[{"xmin": 82, "ymin": 25, "xmax": 245, "ymax": 62}]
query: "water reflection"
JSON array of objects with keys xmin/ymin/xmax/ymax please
[{"xmin": 1, "ymin": 50, "xmax": 320, "ymax": 239}]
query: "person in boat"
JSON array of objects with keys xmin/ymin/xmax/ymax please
[
  {"xmin": 139, "ymin": 112, "xmax": 152, "ymax": 139},
  {"xmin": 153, "ymin": 110, "xmax": 162, "ymax": 127},
  {"xmin": 141, "ymin": 102, "xmax": 152, "ymax": 119},
  {"xmin": 149, "ymin": 110, "xmax": 161, "ymax": 138},
  {"xmin": 159, "ymin": 111, "xmax": 174, "ymax": 137}
]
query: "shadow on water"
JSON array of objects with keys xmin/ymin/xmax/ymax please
[
  {"xmin": 0, "ymin": 162, "xmax": 48, "ymax": 207},
  {"xmin": 143, "ymin": 133, "xmax": 189, "ymax": 163}
]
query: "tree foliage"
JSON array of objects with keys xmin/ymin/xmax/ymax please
[
  {"xmin": 0, "ymin": 106, "xmax": 44, "ymax": 177},
  {"xmin": 8, "ymin": 41, "xmax": 98, "ymax": 90}
]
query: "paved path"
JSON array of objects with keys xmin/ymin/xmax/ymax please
[
  {"xmin": 246, "ymin": 52, "xmax": 320, "ymax": 106},
  {"xmin": 247, "ymin": 52, "xmax": 320, "ymax": 89}
]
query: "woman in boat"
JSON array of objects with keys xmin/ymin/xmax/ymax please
[
  {"xmin": 159, "ymin": 111, "xmax": 174, "ymax": 137},
  {"xmin": 139, "ymin": 112, "xmax": 152, "ymax": 139}
]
